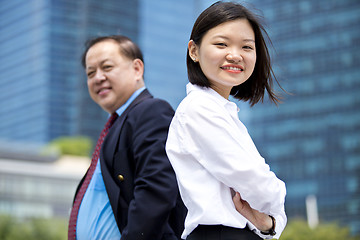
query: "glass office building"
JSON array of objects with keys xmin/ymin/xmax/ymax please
[
  {"xmin": 141, "ymin": 0, "xmax": 360, "ymax": 234},
  {"xmin": 139, "ymin": 0, "xmax": 215, "ymax": 107},
  {"xmin": 0, "ymin": 0, "xmax": 212, "ymax": 145},
  {"xmin": 245, "ymin": 0, "xmax": 360, "ymax": 234},
  {"xmin": 0, "ymin": 0, "xmax": 139, "ymax": 144},
  {"xmin": 141, "ymin": 0, "xmax": 360, "ymax": 233},
  {"xmin": 0, "ymin": 0, "xmax": 214, "ymax": 222}
]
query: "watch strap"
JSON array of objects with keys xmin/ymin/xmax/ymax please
[{"xmin": 260, "ymin": 215, "xmax": 276, "ymax": 236}]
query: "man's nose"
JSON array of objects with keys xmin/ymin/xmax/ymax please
[{"xmin": 94, "ymin": 70, "xmax": 106, "ymax": 82}]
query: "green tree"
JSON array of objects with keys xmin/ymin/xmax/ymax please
[
  {"xmin": 0, "ymin": 215, "xmax": 14, "ymax": 240},
  {"xmin": 279, "ymin": 219, "xmax": 360, "ymax": 240},
  {"xmin": 0, "ymin": 215, "xmax": 67, "ymax": 240},
  {"xmin": 45, "ymin": 136, "xmax": 93, "ymax": 157}
]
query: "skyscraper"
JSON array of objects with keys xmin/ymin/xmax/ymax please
[
  {"xmin": 138, "ymin": 0, "xmax": 215, "ymax": 107},
  {"xmin": 245, "ymin": 0, "xmax": 360, "ymax": 234},
  {"xmin": 0, "ymin": 0, "xmax": 216, "ymax": 222},
  {"xmin": 0, "ymin": 0, "xmax": 139, "ymax": 144},
  {"xmin": 0, "ymin": 0, "xmax": 213, "ymax": 145}
]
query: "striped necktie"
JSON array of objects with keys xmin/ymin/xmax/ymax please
[{"xmin": 68, "ymin": 112, "xmax": 118, "ymax": 239}]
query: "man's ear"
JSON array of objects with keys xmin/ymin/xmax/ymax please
[
  {"xmin": 188, "ymin": 40, "xmax": 199, "ymax": 62},
  {"xmin": 133, "ymin": 59, "xmax": 144, "ymax": 80}
]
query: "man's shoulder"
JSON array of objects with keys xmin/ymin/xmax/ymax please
[
  {"xmin": 133, "ymin": 96, "xmax": 173, "ymax": 112},
  {"xmin": 125, "ymin": 96, "xmax": 174, "ymax": 122}
]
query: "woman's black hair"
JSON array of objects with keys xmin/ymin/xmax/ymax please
[{"xmin": 187, "ymin": 1, "xmax": 282, "ymax": 105}]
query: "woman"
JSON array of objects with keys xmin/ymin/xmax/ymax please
[{"xmin": 165, "ymin": 2, "xmax": 287, "ymax": 240}]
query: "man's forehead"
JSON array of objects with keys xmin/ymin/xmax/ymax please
[{"xmin": 86, "ymin": 43, "xmax": 121, "ymax": 64}]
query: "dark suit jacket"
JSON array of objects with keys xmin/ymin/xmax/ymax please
[{"xmin": 99, "ymin": 89, "xmax": 186, "ymax": 240}]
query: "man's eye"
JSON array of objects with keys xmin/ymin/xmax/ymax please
[
  {"xmin": 87, "ymin": 71, "xmax": 95, "ymax": 77},
  {"xmin": 103, "ymin": 65, "xmax": 113, "ymax": 70}
]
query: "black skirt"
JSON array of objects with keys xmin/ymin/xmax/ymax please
[{"xmin": 186, "ymin": 225, "xmax": 262, "ymax": 240}]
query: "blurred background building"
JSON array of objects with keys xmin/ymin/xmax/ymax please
[
  {"xmin": 0, "ymin": 152, "xmax": 88, "ymax": 219},
  {"xmin": 0, "ymin": 0, "xmax": 359, "ymax": 236},
  {"xmin": 246, "ymin": 0, "xmax": 360, "ymax": 234},
  {"xmin": 0, "ymin": 0, "xmax": 139, "ymax": 144}
]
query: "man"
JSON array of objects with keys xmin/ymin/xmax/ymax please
[{"xmin": 68, "ymin": 35, "xmax": 186, "ymax": 240}]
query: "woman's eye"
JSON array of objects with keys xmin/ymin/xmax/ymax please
[
  {"xmin": 215, "ymin": 43, "xmax": 227, "ymax": 47},
  {"xmin": 243, "ymin": 45, "xmax": 254, "ymax": 50}
]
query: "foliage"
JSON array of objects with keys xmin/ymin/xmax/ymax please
[
  {"xmin": 2, "ymin": 215, "xmax": 359, "ymax": 240},
  {"xmin": 278, "ymin": 219, "xmax": 360, "ymax": 240},
  {"xmin": 0, "ymin": 215, "xmax": 67, "ymax": 240},
  {"xmin": 45, "ymin": 136, "xmax": 93, "ymax": 157}
]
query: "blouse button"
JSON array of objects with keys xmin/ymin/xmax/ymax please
[{"xmin": 117, "ymin": 174, "xmax": 124, "ymax": 182}]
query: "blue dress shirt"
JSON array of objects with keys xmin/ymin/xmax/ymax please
[{"xmin": 77, "ymin": 87, "xmax": 146, "ymax": 240}]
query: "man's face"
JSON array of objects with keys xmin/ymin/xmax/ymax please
[{"xmin": 85, "ymin": 40, "xmax": 144, "ymax": 113}]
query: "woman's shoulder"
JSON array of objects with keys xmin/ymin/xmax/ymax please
[{"xmin": 176, "ymin": 89, "xmax": 225, "ymax": 116}]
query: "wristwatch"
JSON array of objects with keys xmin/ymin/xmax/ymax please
[{"xmin": 260, "ymin": 215, "xmax": 276, "ymax": 236}]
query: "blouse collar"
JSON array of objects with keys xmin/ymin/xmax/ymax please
[{"xmin": 186, "ymin": 83, "xmax": 239, "ymax": 114}]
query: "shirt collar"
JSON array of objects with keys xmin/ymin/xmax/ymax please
[
  {"xmin": 115, "ymin": 86, "xmax": 146, "ymax": 117},
  {"xmin": 186, "ymin": 83, "xmax": 239, "ymax": 114}
]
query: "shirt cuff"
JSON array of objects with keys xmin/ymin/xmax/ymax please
[{"xmin": 246, "ymin": 220, "xmax": 280, "ymax": 239}]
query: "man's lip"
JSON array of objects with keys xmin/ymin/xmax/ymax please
[{"xmin": 97, "ymin": 87, "xmax": 111, "ymax": 95}]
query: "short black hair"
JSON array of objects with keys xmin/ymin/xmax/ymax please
[
  {"xmin": 187, "ymin": 1, "xmax": 282, "ymax": 106},
  {"xmin": 81, "ymin": 35, "xmax": 144, "ymax": 69}
]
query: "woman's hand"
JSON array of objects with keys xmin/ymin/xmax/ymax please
[{"xmin": 232, "ymin": 191, "xmax": 273, "ymax": 232}]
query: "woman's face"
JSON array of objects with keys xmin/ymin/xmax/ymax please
[{"xmin": 189, "ymin": 19, "xmax": 256, "ymax": 99}]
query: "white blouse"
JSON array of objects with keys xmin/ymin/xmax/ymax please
[{"xmin": 166, "ymin": 83, "xmax": 287, "ymax": 239}]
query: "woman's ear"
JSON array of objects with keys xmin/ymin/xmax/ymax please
[{"xmin": 188, "ymin": 40, "xmax": 199, "ymax": 62}]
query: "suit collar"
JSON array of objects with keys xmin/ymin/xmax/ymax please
[
  {"xmin": 99, "ymin": 89, "xmax": 153, "ymax": 225},
  {"xmin": 106, "ymin": 88, "xmax": 153, "ymax": 152}
]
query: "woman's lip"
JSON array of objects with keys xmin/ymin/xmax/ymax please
[{"xmin": 220, "ymin": 65, "xmax": 244, "ymax": 73}]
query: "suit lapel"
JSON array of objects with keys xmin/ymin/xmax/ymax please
[
  {"xmin": 101, "ymin": 89, "xmax": 152, "ymax": 162},
  {"xmin": 99, "ymin": 89, "xmax": 152, "ymax": 224}
]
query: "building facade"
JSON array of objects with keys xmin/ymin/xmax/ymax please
[
  {"xmin": 0, "ymin": 0, "xmax": 214, "ymax": 145},
  {"xmin": 0, "ymin": 153, "xmax": 89, "ymax": 219},
  {"xmin": 0, "ymin": 0, "xmax": 214, "ymax": 221},
  {"xmin": 0, "ymin": 0, "xmax": 139, "ymax": 144},
  {"xmin": 245, "ymin": 0, "xmax": 360, "ymax": 234},
  {"xmin": 138, "ymin": 0, "xmax": 215, "ymax": 108}
]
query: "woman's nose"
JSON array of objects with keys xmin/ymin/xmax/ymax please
[{"xmin": 226, "ymin": 49, "xmax": 243, "ymax": 63}]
